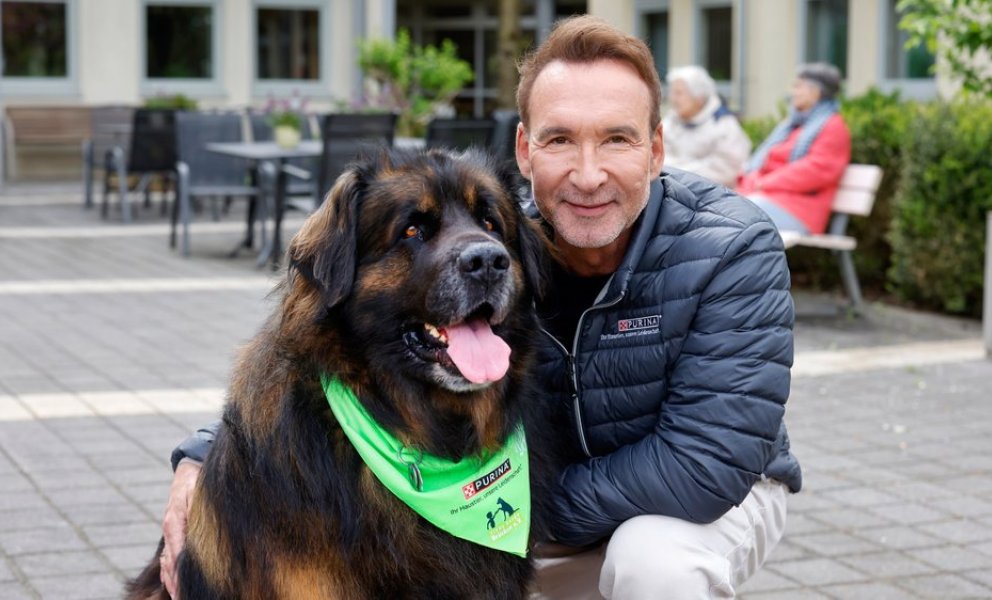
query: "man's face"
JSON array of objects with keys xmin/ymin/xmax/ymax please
[{"xmin": 515, "ymin": 59, "xmax": 664, "ymax": 253}]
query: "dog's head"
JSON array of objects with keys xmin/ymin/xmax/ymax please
[{"xmin": 285, "ymin": 147, "xmax": 546, "ymax": 398}]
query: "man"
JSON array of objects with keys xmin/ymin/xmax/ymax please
[{"xmin": 160, "ymin": 15, "xmax": 799, "ymax": 599}]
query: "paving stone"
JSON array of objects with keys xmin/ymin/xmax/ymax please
[
  {"xmin": 14, "ymin": 551, "xmax": 108, "ymax": 577},
  {"xmin": 908, "ymin": 544, "xmax": 992, "ymax": 572},
  {"xmin": 917, "ymin": 518, "xmax": 992, "ymax": 545},
  {"xmin": 806, "ymin": 507, "xmax": 895, "ymax": 531},
  {"xmin": 837, "ymin": 551, "xmax": 937, "ymax": 579},
  {"xmin": 100, "ymin": 545, "xmax": 156, "ymax": 574},
  {"xmin": 768, "ymin": 557, "xmax": 868, "ymax": 587},
  {"xmin": 739, "ymin": 589, "xmax": 831, "ymax": 600},
  {"xmin": 59, "ymin": 502, "xmax": 150, "ymax": 527},
  {"xmin": 0, "ymin": 581, "xmax": 36, "ymax": 599},
  {"xmin": 81, "ymin": 522, "xmax": 160, "ymax": 548},
  {"xmin": 0, "ymin": 559, "xmax": 13, "ymax": 581},
  {"xmin": 0, "ymin": 507, "xmax": 69, "ymax": 532},
  {"xmin": 865, "ymin": 502, "xmax": 948, "ymax": 525},
  {"xmin": 856, "ymin": 525, "xmax": 944, "ymax": 551},
  {"xmin": 898, "ymin": 573, "xmax": 992, "ymax": 599},
  {"xmin": 821, "ymin": 581, "xmax": 918, "ymax": 600},
  {"xmin": 32, "ymin": 572, "xmax": 124, "ymax": 600},
  {"xmin": 0, "ymin": 525, "xmax": 88, "ymax": 555},
  {"xmin": 788, "ymin": 531, "xmax": 883, "ymax": 557},
  {"xmin": 738, "ymin": 568, "xmax": 797, "ymax": 593}
]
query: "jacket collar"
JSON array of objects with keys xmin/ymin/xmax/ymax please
[
  {"xmin": 599, "ymin": 177, "xmax": 664, "ymax": 302},
  {"xmin": 520, "ymin": 177, "xmax": 666, "ymax": 304}
]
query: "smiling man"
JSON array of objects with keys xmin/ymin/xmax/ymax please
[{"xmin": 514, "ymin": 16, "xmax": 800, "ymax": 599}]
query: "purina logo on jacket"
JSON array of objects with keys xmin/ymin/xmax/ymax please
[
  {"xmin": 600, "ymin": 315, "xmax": 662, "ymax": 342},
  {"xmin": 617, "ymin": 315, "xmax": 660, "ymax": 333}
]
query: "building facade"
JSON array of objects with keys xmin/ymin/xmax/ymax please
[
  {"xmin": 0, "ymin": 0, "xmax": 947, "ymax": 182},
  {"xmin": 0, "ymin": 0, "xmax": 941, "ymax": 117}
]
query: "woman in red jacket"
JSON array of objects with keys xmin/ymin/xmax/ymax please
[{"xmin": 738, "ymin": 63, "xmax": 851, "ymax": 234}]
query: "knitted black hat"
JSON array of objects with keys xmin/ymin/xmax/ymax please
[{"xmin": 797, "ymin": 62, "xmax": 842, "ymax": 99}]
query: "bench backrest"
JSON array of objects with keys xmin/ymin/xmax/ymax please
[
  {"xmin": 832, "ymin": 163, "xmax": 883, "ymax": 217},
  {"xmin": 6, "ymin": 106, "xmax": 92, "ymax": 144}
]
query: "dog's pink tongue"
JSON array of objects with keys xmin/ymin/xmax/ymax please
[{"xmin": 444, "ymin": 320, "xmax": 511, "ymax": 384}]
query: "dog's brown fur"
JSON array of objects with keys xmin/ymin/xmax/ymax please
[{"xmin": 125, "ymin": 148, "xmax": 559, "ymax": 599}]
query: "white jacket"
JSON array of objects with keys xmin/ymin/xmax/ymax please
[{"xmin": 662, "ymin": 96, "xmax": 752, "ymax": 188}]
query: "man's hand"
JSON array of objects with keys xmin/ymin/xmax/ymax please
[{"xmin": 160, "ymin": 460, "xmax": 201, "ymax": 599}]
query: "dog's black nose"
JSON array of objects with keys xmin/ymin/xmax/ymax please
[{"xmin": 458, "ymin": 242, "xmax": 510, "ymax": 283}]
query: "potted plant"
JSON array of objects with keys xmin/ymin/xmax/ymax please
[{"xmin": 265, "ymin": 92, "xmax": 307, "ymax": 148}]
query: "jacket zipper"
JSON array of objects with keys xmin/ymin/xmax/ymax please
[{"xmin": 539, "ymin": 288, "xmax": 626, "ymax": 459}]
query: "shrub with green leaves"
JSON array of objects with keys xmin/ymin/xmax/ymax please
[
  {"xmin": 887, "ymin": 99, "xmax": 992, "ymax": 316},
  {"xmin": 358, "ymin": 30, "xmax": 474, "ymax": 137}
]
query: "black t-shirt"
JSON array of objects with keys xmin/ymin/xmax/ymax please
[{"xmin": 538, "ymin": 261, "xmax": 611, "ymax": 347}]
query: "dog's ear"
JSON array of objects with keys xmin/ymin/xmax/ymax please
[
  {"xmin": 289, "ymin": 169, "xmax": 364, "ymax": 309},
  {"xmin": 515, "ymin": 211, "xmax": 550, "ymax": 300}
]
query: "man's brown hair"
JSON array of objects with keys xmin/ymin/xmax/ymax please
[{"xmin": 516, "ymin": 14, "xmax": 662, "ymax": 130}]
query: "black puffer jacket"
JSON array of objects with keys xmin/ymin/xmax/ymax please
[{"xmin": 534, "ymin": 169, "xmax": 801, "ymax": 547}]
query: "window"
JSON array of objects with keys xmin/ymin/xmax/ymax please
[
  {"xmin": 700, "ymin": 5, "xmax": 732, "ymax": 81},
  {"xmin": 643, "ymin": 10, "xmax": 669, "ymax": 80},
  {"xmin": 0, "ymin": 0, "xmax": 76, "ymax": 94},
  {"xmin": 146, "ymin": 4, "xmax": 214, "ymax": 79},
  {"xmin": 885, "ymin": 0, "xmax": 934, "ymax": 79},
  {"xmin": 805, "ymin": 0, "xmax": 847, "ymax": 76},
  {"xmin": 256, "ymin": 7, "xmax": 320, "ymax": 80},
  {"xmin": 1, "ymin": 1, "xmax": 67, "ymax": 77}
]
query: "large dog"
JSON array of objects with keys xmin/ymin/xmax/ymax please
[{"xmin": 126, "ymin": 147, "xmax": 561, "ymax": 599}]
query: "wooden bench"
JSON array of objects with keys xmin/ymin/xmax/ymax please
[
  {"xmin": 3, "ymin": 106, "xmax": 92, "ymax": 181},
  {"xmin": 779, "ymin": 163, "xmax": 884, "ymax": 314}
]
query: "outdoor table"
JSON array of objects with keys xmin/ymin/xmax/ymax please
[{"xmin": 206, "ymin": 140, "xmax": 322, "ymax": 269}]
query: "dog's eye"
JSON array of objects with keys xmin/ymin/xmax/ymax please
[
  {"xmin": 482, "ymin": 218, "xmax": 496, "ymax": 232},
  {"xmin": 403, "ymin": 225, "xmax": 421, "ymax": 239}
]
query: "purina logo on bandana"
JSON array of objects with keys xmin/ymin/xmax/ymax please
[
  {"xmin": 462, "ymin": 458, "xmax": 512, "ymax": 499},
  {"xmin": 617, "ymin": 315, "xmax": 660, "ymax": 333}
]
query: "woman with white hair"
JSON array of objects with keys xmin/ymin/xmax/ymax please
[{"xmin": 662, "ymin": 65, "xmax": 751, "ymax": 187}]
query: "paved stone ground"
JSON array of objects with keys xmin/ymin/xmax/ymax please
[{"xmin": 1, "ymin": 186, "xmax": 990, "ymax": 599}]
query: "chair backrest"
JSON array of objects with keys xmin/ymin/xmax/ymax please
[
  {"xmin": 425, "ymin": 117, "xmax": 496, "ymax": 151},
  {"xmin": 175, "ymin": 112, "xmax": 250, "ymax": 188},
  {"xmin": 89, "ymin": 105, "xmax": 134, "ymax": 163},
  {"xmin": 128, "ymin": 108, "xmax": 178, "ymax": 173},
  {"xmin": 316, "ymin": 112, "xmax": 397, "ymax": 202},
  {"xmin": 832, "ymin": 163, "xmax": 883, "ymax": 217},
  {"xmin": 489, "ymin": 110, "xmax": 520, "ymax": 164}
]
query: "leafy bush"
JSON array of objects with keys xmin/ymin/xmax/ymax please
[
  {"xmin": 358, "ymin": 30, "xmax": 474, "ymax": 137},
  {"xmin": 143, "ymin": 93, "xmax": 198, "ymax": 110},
  {"xmin": 887, "ymin": 99, "xmax": 992, "ymax": 316}
]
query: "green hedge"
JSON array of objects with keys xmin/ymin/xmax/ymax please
[
  {"xmin": 742, "ymin": 89, "xmax": 991, "ymax": 317},
  {"xmin": 888, "ymin": 100, "xmax": 992, "ymax": 316}
]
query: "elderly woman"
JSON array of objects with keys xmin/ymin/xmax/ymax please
[
  {"xmin": 737, "ymin": 62, "xmax": 851, "ymax": 235},
  {"xmin": 662, "ymin": 65, "xmax": 751, "ymax": 187}
]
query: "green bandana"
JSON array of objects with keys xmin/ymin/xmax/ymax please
[{"xmin": 321, "ymin": 376, "xmax": 531, "ymax": 558}]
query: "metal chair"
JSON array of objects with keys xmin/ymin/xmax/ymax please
[
  {"xmin": 314, "ymin": 113, "xmax": 398, "ymax": 207},
  {"xmin": 172, "ymin": 112, "xmax": 273, "ymax": 257},
  {"xmin": 103, "ymin": 108, "xmax": 177, "ymax": 222},
  {"xmin": 82, "ymin": 105, "xmax": 133, "ymax": 210},
  {"xmin": 425, "ymin": 117, "xmax": 496, "ymax": 151},
  {"xmin": 489, "ymin": 110, "xmax": 521, "ymax": 168}
]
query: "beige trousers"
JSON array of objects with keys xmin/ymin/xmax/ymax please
[{"xmin": 530, "ymin": 479, "xmax": 788, "ymax": 600}]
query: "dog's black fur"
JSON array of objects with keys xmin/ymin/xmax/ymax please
[{"xmin": 125, "ymin": 147, "xmax": 562, "ymax": 599}]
